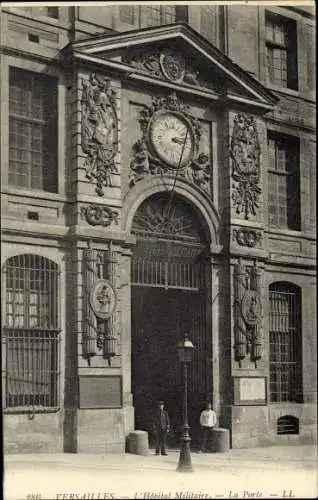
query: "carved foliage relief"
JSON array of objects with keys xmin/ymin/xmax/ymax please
[
  {"xmin": 234, "ymin": 261, "xmax": 263, "ymax": 363},
  {"xmin": 81, "ymin": 73, "xmax": 119, "ymax": 196},
  {"xmin": 230, "ymin": 113, "xmax": 261, "ymax": 219},
  {"xmin": 123, "ymin": 48, "xmax": 207, "ymax": 88},
  {"xmin": 81, "ymin": 204, "xmax": 119, "ymax": 227},
  {"xmin": 129, "ymin": 92, "xmax": 212, "ymax": 195}
]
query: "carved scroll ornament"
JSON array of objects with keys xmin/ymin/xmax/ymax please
[
  {"xmin": 81, "ymin": 73, "xmax": 118, "ymax": 196},
  {"xmin": 81, "ymin": 204, "xmax": 119, "ymax": 227},
  {"xmin": 230, "ymin": 114, "xmax": 261, "ymax": 219},
  {"xmin": 233, "ymin": 228, "xmax": 262, "ymax": 248}
]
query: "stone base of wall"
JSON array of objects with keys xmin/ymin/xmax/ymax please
[
  {"xmin": 230, "ymin": 403, "xmax": 317, "ymax": 449},
  {"xmin": 77, "ymin": 408, "xmax": 131, "ymax": 453},
  {"xmin": 4, "ymin": 411, "xmax": 64, "ymax": 453}
]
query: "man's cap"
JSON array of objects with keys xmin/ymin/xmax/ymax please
[{"xmin": 158, "ymin": 401, "xmax": 164, "ymax": 405}]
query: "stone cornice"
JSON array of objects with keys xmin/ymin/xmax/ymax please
[{"xmin": 71, "ymin": 22, "xmax": 279, "ymax": 109}]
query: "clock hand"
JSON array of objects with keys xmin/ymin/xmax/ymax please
[{"xmin": 171, "ymin": 136, "xmax": 186, "ymax": 145}]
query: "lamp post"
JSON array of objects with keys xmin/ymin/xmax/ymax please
[{"xmin": 177, "ymin": 334, "xmax": 195, "ymax": 473}]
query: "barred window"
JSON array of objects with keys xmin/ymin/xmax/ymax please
[
  {"xmin": 265, "ymin": 12, "xmax": 298, "ymax": 90},
  {"xmin": 144, "ymin": 5, "xmax": 176, "ymax": 26},
  {"xmin": 269, "ymin": 282, "xmax": 302, "ymax": 403},
  {"xmin": 4, "ymin": 255, "xmax": 60, "ymax": 409},
  {"xmin": 9, "ymin": 67, "xmax": 58, "ymax": 192},
  {"xmin": 268, "ymin": 132, "xmax": 300, "ymax": 231}
]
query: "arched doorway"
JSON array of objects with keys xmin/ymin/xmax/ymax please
[{"xmin": 131, "ymin": 192, "xmax": 212, "ymax": 447}]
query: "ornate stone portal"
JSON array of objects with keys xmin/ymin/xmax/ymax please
[
  {"xmin": 129, "ymin": 92, "xmax": 211, "ymax": 194},
  {"xmin": 81, "ymin": 73, "xmax": 119, "ymax": 196},
  {"xmin": 230, "ymin": 113, "xmax": 261, "ymax": 219}
]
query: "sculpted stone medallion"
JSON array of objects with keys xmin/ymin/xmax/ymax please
[
  {"xmin": 90, "ymin": 279, "xmax": 117, "ymax": 320},
  {"xmin": 159, "ymin": 49, "xmax": 185, "ymax": 83}
]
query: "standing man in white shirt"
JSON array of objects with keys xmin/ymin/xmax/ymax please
[{"xmin": 199, "ymin": 401, "xmax": 217, "ymax": 453}]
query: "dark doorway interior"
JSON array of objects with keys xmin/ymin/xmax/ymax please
[{"xmin": 131, "ymin": 286, "xmax": 208, "ymax": 448}]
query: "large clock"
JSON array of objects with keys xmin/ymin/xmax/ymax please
[{"xmin": 148, "ymin": 112, "xmax": 195, "ymax": 168}]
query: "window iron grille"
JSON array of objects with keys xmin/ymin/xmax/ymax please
[
  {"xmin": 269, "ymin": 283, "xmax": 302, "ymax": 403},
  {"xmin": 4, "ymin": 254, "xmax": 60, "ymax": 409},
  {"xmin": 5, "ymin": 329, "xmax": 60, "ymax": 408},
  {"xmin": 277, "ymin": 415, "xmax": 299, "ymax": 435},
  {"xmin": 132, "ymin": 256, "xmax": 201, "ymax": 291}
]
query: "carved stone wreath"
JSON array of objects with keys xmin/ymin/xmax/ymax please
[
  {"xmin": 81, "ymin": 73, "xmax": 119, "ymax": 196},
  {"xmin": 129, "ymin": 92, "xmax": 211, "ymax": 194},
  {"xmin": 241, "ymin": 290, "xmax": 262, "ymax": 326},
  {"xmin": 230, "ymin": 113, "xmax": 261, "ymax": 219},
  {"xmin": 81, "ymin": 204, "xmax": 119, "ymax": 227}
]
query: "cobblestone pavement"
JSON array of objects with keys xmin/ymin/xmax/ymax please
[{"xmin": 4, "ymin": 445, "xmax": 317, "ymax": 500}]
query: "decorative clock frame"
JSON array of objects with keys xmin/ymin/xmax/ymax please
[{"xmin": 130, "ymin": 92, "xmax": 211, "ymax": 194}]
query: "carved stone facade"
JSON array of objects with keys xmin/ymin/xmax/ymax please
[
  {"xmin": 230, "ymin": 113, "xmax": 261, "ymax": 219},
  {"xmin": 81, "ymin": 73, "xmax": 119, "ymax": 196},
  {"xmin": 2, "ymin": 6, "xmax": 315, "ymax": 457}
]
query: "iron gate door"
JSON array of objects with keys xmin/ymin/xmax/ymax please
[{"xmin": 131, "ymin": 193, "xmax": 211, "ymax": 446}]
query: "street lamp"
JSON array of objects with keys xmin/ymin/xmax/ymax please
[{"xmin": 177, "ymin": 334, "xmax": 195, "ymax": 473}]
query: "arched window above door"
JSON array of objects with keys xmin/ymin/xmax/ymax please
[{"xmin": 131, "ymin": 192, "xmax": 209, "ymax": 290}]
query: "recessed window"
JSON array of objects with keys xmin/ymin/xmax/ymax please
[
  {"xmin": 4, "ymin": 254, "xmax": 60, "ymax": 409},
  {"xmin": 269, "ymin": 282, "xmax": 302, "ymax": 403},
  {"xmin": 9, "ymin": 67, "xmax": 58, "ymax": 193},
  {"xmin": 265, "ymin": 12, "xmax": 298, "ymax": 90},
  {"xmin": 268, "ymin": 132, "xmax": 300, "ymax": 231},
  {"xmin": 144, "ymin": 5, "xmax": 176, "ymax": 27}
]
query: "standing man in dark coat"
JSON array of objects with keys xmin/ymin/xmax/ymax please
[{"xmin": 153, "ymin": 401, "xmax": 170, "ymax": 455}]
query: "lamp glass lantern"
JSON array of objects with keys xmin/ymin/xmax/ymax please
[{"xmin": 177, "ymin": 335, "xmax": 194, "ymax": 363}]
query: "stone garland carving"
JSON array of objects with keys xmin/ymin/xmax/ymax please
[
  {"xmin": 81, "ymin": 73, "xmax": 119, "ymax": 196},
  {"xmin": 230, "ymin": 113, "xmax": 261, "ymax": 220},
  {"xmin": 233, "ymin": 228, "xmax": 262, "ymax": 248},
  {"xmin": 82, "ymin": 243, "xmax": 119, "ymax": 366},
  {"xmin": 234, "ymin": 261, "xmax": 263, "ymax": 363},
  {"xmin": 129, "ymin": 92, "xmax": 211, "ymax": 194},
  {"xmin": 81, "ymin": 204, "xmax": 119, "ymax": 227}
]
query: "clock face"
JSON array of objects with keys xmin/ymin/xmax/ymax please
[{"xmin": 149, "ymin": 112, "xmax": 194, "ymax": 168}]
